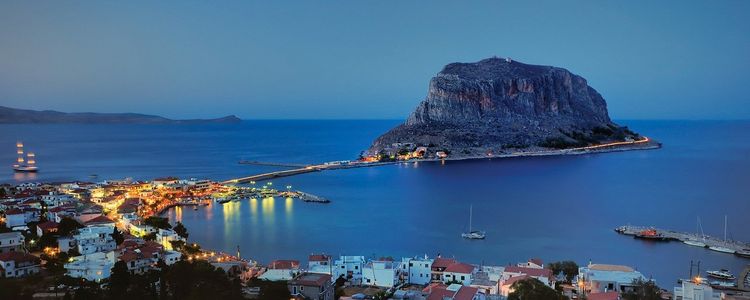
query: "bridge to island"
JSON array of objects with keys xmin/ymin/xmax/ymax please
[{"xmin": 222, "ymin": 137, "xmax": 656, "ymax": 185}]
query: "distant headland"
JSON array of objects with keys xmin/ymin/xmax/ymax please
[
  {"xmin": 367, "ymin": 57, "xmax": 660, "ymax": 160},
  {"xmin": 0, "ymin": 105, "xmax": 241, "ymax": 124}
]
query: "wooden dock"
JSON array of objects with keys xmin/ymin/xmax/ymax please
[{"xmin": 615, "ymin": 225, "xmax": 750, "ymax": 258}]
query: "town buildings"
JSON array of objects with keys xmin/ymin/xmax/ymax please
[
  {"xmin": 362, "ymin": 258, "xmax": 398, "ymax": 288},
  {"xmin": 64, "ymin": 251, "xmax": 116, "ymax": 282},
  {"xmin": 0, "ymin": 251, "xmax": 41, "ymax": 278},
  {"xmin": 578, "ymin": 263, "xmax": 646, "ymax": 294},
  {"xmin": 73, "ymin": 225, "xmax": 117, "ymax": 255},
  {"xmin": 400, "ymin": 256, "xmax": 434, "ymax": 285},
  {"xmin": 0, "ymin": 232, "xmax": 24, "ymax": 253},
  {"xmin": 288, "ymin": 272, "xmax": 335, "ymax": 300},
  {"xmin": 259, "ymin": 259, "xmax": 301, "ymax": 281}
]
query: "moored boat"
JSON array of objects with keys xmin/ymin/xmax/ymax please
[
  {"xmin": 462, "ymin": 205, "xmax": 486, "ymax": 240},
  {"xmin": 709, "ymin": 246, "xmax": 736, "ymax": 254},
  {"xmin": 735, "ymin": 249, "xmax": 750, "ymax": 258},
  {"xmin": 706, "ymin": 269, "xmax": 735, "ymax": 280},
  {"xmin": 634, "ymin": 228, "xmax": 669, "ymax": 241},
  {"xmin": 684, "ymin": 239, "xmax": 707, "ymax": 248}
]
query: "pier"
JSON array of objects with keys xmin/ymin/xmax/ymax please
[
  {"xmin": 222, "ymin": 166, "xmax": 321, "ymax": 184},
  {"xmin": 615, "ymin": 225, "xmax": 750, "ymax": 257},
  {"xmin": 238, "ymin": 160, "xmax": 310, "ymax": 168}
]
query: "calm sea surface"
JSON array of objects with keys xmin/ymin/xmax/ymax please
[{"xmin": 1, "ymin": 120, "xmax": 749, "ymax": 285}]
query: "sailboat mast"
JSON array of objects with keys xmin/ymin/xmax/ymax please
[
  {"xmin": 724, "ymin": 215, "xmax": 727, "ymax": 241},
  {"xmin": 469, "ymin": 205, "xmax": 473, "ymax": 232}
]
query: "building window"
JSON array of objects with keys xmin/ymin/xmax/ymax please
[{"xmin": 461, "ymin": 276, "xmax": 465, "ymax": 281}]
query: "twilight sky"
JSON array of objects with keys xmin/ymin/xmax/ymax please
[{"xmin": 1, "ymin": 1, "xmax": 748, "ymax": 120}]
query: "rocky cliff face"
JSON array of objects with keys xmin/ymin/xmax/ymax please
[{"xmin": 369, "ymin": 57, "xmax": 632, "ymax": 156}]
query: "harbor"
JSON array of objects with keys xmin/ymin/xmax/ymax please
[{"xmin": 615, "ymin": 225, "xmax": 750, "ymax": 258}]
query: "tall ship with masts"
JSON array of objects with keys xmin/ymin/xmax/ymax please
[{"xmin": 13, "ymin": 141, "xmax": 38, "ymax": 172}]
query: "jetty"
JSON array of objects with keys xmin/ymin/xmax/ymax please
[
  {"xmin": 238, "ymin": 160, "xmax": 310, "ymax": 168},
  {"xmin": 615, "ymin": 225, "xmax": 750, "ymax": 258},
  {"xmin": 222, "ymin": 166, "xmax": 321, "ymax": 184},
  {"xmin": 293, "ymin": 191, "xmax": 330, "ymax": 203}
]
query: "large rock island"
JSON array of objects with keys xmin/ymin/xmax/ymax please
[{"xmin": 367, "ymin": 57, "xmax": 658, "ymax": 160}]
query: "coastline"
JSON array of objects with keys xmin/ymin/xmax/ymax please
[{"xmin": 240, "ymin": 137, "xmax": 663, "ymax": 181}]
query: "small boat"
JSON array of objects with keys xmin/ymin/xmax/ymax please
[
  {"xmin": 634, "ymin": 228, "xmax": 669, "ymax": 241},
  {"xmin": 461, "ymin": 205, "xmax": 485, "ymax": 240},
  {"xmin": 735, "ymin": 249, "xmax": 750, "ymax": 258},
  {"xmin": 683, "ymin": 239, "xmax": 707, "ymax": 247},
  {"xmin": 216, "ymin": 197, "xmax": 231, "ymax": 204},
  {"xmin": 709, "ymin": 246, "xmax": 735, "ymax": 254},
  {"xmin": 192, "ymin": 206, "xmax": 198, "ymax": 211},
  {"xmin": 709, "ymin": 281, "xmax": 737, "ymax": 288},
  {"xmin": 706, "ymin": 269, "xmax": 736, "ymax": 280}
]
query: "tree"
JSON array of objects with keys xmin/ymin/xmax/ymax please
[
  {"xmin": 112, "ymin": 227, "xmax": 124, "ymax": 245},
  {"xmin": 173, "ymin": 222, "xmax": 189, "ymax": 239},
  {"xmin": 58, "ymin": 217, "xmax": 83, "ymax": 236},
  {"xmin": 622, "ymin": 278, "xmax": 661, "ymax": 300},
  {"xmin": 144, "ymin": 216, "xmax": 172, "ymax": 230},
  {"xmin": 109, "ymin": 261, "xmax": 131, "ymax": 299},
  {"xmin": 508, "ymin": 278, "xmax": 568, "ymax": 300},
  {"xmin": 548, "ymin": 261, "xmax": 579, "ymax": 283}
]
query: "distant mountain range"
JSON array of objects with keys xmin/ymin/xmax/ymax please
[{"xmin": 0, "ymin": 106, "xmax": 241, "ymax": 124}]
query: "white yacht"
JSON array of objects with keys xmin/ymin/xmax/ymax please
[{"xmin": 461, "ymin": 205, "xmax": 485, "ymax": 240}]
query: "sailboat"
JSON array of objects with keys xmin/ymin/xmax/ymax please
[
  {"xmin": 12, "ymin": 142, "xmax": 38, "ymax": 172},
  {"xmin": 708, "ymin": 215, "xmax": 735, "ymax": 254},
  {"xmin": 461, "ymin": 205, "xmax": 486, "ymax": 239},
  {"xmin": 684, "ymin": 216, "xmax": 707, "ymax": 247}
]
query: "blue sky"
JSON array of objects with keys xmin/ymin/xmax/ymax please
[{"xmin": 0, "ymin": 1, "xmax": 748, "ymax": 120}]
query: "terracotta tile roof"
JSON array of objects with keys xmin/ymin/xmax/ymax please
[
  {"xmin": 453, "ymin": 286, "xmax": 479, "ymax": 300},
  {"xmin": 290, "ymin": 272, "xmax": 332, "ymax": 286},
  {"xmin": 268, "ymin": 260, "xmax": 300, "ymax": 270},
  {"xmin": 432, "ymin": 257, "xmax": 458, "ymax": 269},
  {"xmin": 84, "ymin": 215, "xmax": 115, "ymax": 225},
  {"xmin": 37, "ymin": 221, "xmax": 59, "ymax": 230},
  {"xmin": 529, "ymin": 258, "xmax": 544, "ymax": 267},
  {"xmin": 0, "ymin": 251, "xmax": 41, "ymax": 264},
  {"xmin": 425, "ymin": 284, "xmax": 478, "ymax": 300},
  {"xmin": 308, "ymin": 254, "xmax": 330, "ymax": 262},
  {"xmin": 504, "ymin": 266, "xmax": 553, "ymax": 279},
  {"xmin": 444, "ymin": 262, "xmax": 474, "ymax": 274},
  {"xmin": 4, "ymin": 208, "xmax": 23, "ymax": 215},
  {"xmin": 587, "ymin": 291, "xmax": 620, "ymax": 300},
  {"xmin": 502, "ymin": 274, "xmax": 530, "ymax": 287}
]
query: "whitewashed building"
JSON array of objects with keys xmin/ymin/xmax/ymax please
[
  {"xmin": 73, "ymin": 226, "xmax": 117, "ymax": 255},
  {"xmin": 259, "ymin": 260, "xmax": 301, "ymax": 281},
  {"xmin": 0, "ymin": 232, "xmax": 24, "ymax": 253},
  {"xmin": 400, "ymin": 256, "xmax": 434, "ymax": 285},
  {"xmin": 673, "ymin": 278, "xmax": 721, "ymax": 300},
  {"xmin": 0, "ymin": 251, "xmax": 41, "ymax": 278},
  {"xmin": 577, "ymin": 263, "xmax": 646, "ymax": 294},
  {"xmin": 333, "ymin": 255, "xmax": 365, "ymax": 283},
  {"xmin": 65, "ymin": 251, "xmax": 116, "ymax": 282},
  {"xmin": 443, "ymin": 262, "xmax": 475, "ymax": 285},
  {"xmin": 155, "ymin": 229, "xmax": 185, "ymax": 250},
  {"xmin": 362, "ymin": 259, "xmax": 400, "ymax": 288},
  {"xmin": 308, "ymin": 254, "xmax": 333, "ymax": 275}
]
